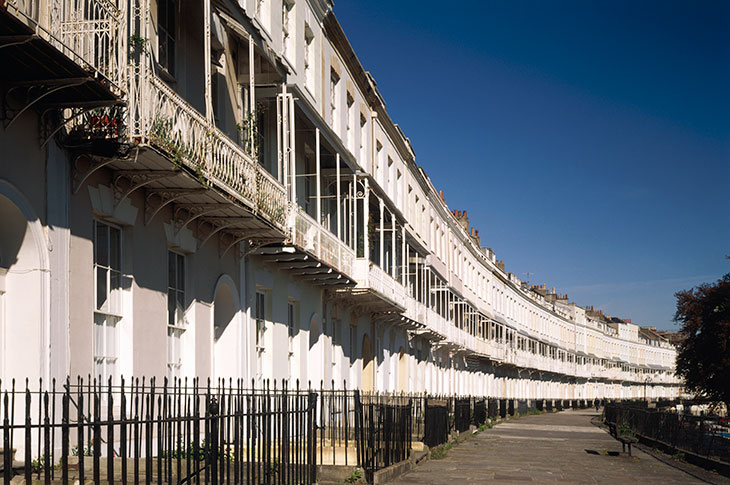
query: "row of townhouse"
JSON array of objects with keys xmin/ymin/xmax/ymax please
[{"xmin": 0, "ymin": 0, "xmax": 681, "ymax": 401}]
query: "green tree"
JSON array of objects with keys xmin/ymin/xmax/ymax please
[{"xmin": 674, "ymin": 270, "xmax": 730, "ymax": 410}]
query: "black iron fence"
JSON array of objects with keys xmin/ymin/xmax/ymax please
[
  {"xmin": 453, "ymin": 399, "xmax": 471, "ymax": 433},
  {"xmin": 1, "ymin": 379, "xmax": 424, "ymax": 485},
  {"xmin": 472, "ymin": 399, "xmax": 486, "ymax": 426},
  {"xmin": 604, "ymin": 403, "xmax": 730, "ymax": 464},
  {"xmin": 3, "ymin": 376, "xmax": 605, "ymax": 484},
  {"xmin": 314, "ymin": 385, "xmax": 424, "ymax": 469},
  {"xmin": 1, "ymin": 377, "xmax": 318, "ymax": 485},
  {"xmin": 355, "ymin": 392, "xmax": 412, "ymax": 483},
  {"xmin": 422, "ymin": 399, "xmax": 448, "ymax": 448}
]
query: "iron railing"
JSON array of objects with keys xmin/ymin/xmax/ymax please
[
  {"xmin": 355, "ymin": 392, "xmax": 412, "ymax": 484},
  {"xmin": 604, "ymin": 403, "xmax": 730, "ymax": 464},
  {"xmin": 2, "ymin": 375, "xmax": 600, "ymax": 484},
  {"xmin": 4, "ymin": 0, "xmax": 126, "ymax": 90},
  {"xmin": 1, "ymin": 378, "xmax": 318, "ymax": 485},
  {"xmin": 453, "ymin": 398, "xmax": 471, "ymax": 433},
  {"xmin": 472, "ymin": 399, "xmax": 486, "ymax": 426},
  {"xmin": 126, "ymin": 67, "xmax": 290, "ymax": 232}
]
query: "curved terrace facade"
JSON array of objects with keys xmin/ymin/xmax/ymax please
[{"xmin": 0, "ymin": 0, "xmax": 680, "ymax": 401}]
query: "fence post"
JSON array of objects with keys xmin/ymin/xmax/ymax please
[
  {"xmin": 3, "ymin": 392, "xmax": 10, "ymax": 485},
  {"xmin": 209, "ymin": 397, "xmax": 219, "ymax": 485},
  {"xmin": 354, "ymin": 390, "xmax": 361, "ymax": 469},
  {"xmin": 62, "ymin": 384, "xmax": 69, "ymax": 485},
  {"xmin": 368, "ymin": 402, "xmax": 375, "ymax": 484},
  {"xmin": 307, "ymin": 391, "xmax": 317, "ymax": 484},
  {"xmin": 24, "ymin": 387, "xmax": 31, "ymax": 484}
]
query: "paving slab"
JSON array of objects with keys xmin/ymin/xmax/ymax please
[{"xmin": 390, "ymin": 409, "xmax": 730, "ymax": 484}]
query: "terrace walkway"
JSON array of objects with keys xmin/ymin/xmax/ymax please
[{"xmin": 392, "ymin": 409, "xmax": 730, "ymax": 484}]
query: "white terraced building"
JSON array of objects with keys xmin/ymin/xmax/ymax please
[{"xmin": 0, "ymin": 0, "xmax": 681, "ymax": 401}]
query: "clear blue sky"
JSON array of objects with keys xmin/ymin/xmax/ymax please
[{"xmin": 334, "ymin": 0, "xmax": 730, "ymax": 331}]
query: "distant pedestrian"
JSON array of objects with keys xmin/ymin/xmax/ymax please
[{"xmin": 595, "ymin": 402, "xmax": 600, "ymax": 412}]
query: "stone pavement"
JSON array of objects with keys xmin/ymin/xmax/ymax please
[{"xmin": 391, "ymin": 409, "xmax": 730, "ymax": 484}]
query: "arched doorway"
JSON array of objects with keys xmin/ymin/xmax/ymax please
[
  {"xmin": 308, "ymin": 314, "xmax": 322, "ymax": 388},
  {"xmin": 0, "ymin": 187, "xmax": 48, "ymax": 385},
  {"xmin": 397, "ymin": 347, "xmax": 408, "ymax": 392},
  {"xmin": 361, "ymin": 334, "xmax": 374, "ymax": 392},
  {"xmin": 213, "ymin": 277, "xmax": 238, "ymax": 380}
]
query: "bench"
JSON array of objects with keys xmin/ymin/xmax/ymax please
[{"xmin": 607, "ymin": 423, "xmax": 638, "ymax": 456}]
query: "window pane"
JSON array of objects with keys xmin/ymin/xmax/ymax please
[
  {"xmin": 109, "ymin": 270, "xmax": 121, "ymax": 314},
  {"xmin": 167, "ymin": 327, "xmax": 175, "ymax": 364},
  {"xmin": 168, "ymin": 39, "xmax": 175, "ymax": 75},
  {"xmin": 177, "ymin": 254, "xmax": 185, "ymax": 291},
  {"xmin": 96, "ymin": 267, "xmax": 108, "ymax": 310},
  {"xmin": 109, "ymin": 227, "xmax": 121, "ymax": 271},
  {"xmin": 94, "ymin": 357, "xmax": 104, "ymax": 382},
  {"xmin": 106, "ymin": 318, "xmax": 117, "ymax": 358},
  {"xmin": 168, "ymin": 289, "xmax": 176, "ymax": 326},
  {"xmin": 168, "ymin": 251, "xmax": 176, "ymax": 288},
  {"xmin": 94, "ymin": 313, "xmax": 105, "ymax": 358},
  {"xmin": 256, "ymin": 293, "xmax": 263, "ymax": 320},
  {"xmin": 168, "ymin": 1, "xmax": 176, "ymax": 38},
  {"xmin": 176, "ymin": 290, "xmax": 184, "ymax": 325},
  {"xmin": 106, "ymin": 359, "xmax": 117, "ymax": 385},
  {"xmin": 158, "ymin": 0, "xmax": 167, "ymax": 31},
  {"xmin": 95, "ymin": 222, "xmax": 108, "ymax": 267}
]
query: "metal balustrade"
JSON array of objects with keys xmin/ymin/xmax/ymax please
[
  {"xmin": 4, "ymin": 0, "xmax": 126, "ymax": 90},
  {"xmin": 604, "ymin": 403, "xmax": 730, "ymax": 464},
  {"xmin": 0, "ymin": 378, "xmax": 319, "ymax": 485},
  {"xmin": 291, "ymin": 209, "xmax": 355, "ymax": 278},
  {"xmin": 128, "ymin": 69, "xmax": 290, "ymax": 232}
]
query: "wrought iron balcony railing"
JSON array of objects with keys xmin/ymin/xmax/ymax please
[
  {"xmin": 4, "ymin": 0, "xmax": 126, "ymax": 91},
  {"xmin": 128, "ymin": 67, "xmax": 289, "ymax": 231},
  {"xmin": 292, "ymin": 209, "xmax": 355, "ymax": 278}
]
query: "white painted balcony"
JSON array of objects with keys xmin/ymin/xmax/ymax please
[
  {"xmin": 4, "ymin": 0, "xmax": 126, "ymax": 91},
  {"xmin": 128, "ymin": 71, "xmax": 289, "ymax": 232},
  {"xmin": 292, "ymin": 209, "xmax": 355, "ymax": 279},
  {"xmin": 352, "ymin": 259, "xmax": 407, "ymax": 311}
]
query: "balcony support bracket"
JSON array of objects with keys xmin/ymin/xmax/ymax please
[
  {"xmin": 174, "ymin": 203, "xmax": 230, "ymax": 235},
  {"xmin": 144, "ymin": 189, "xmax": 205, "ymax": 226},
  {"xmin": 112, "ymin": 170, "xmax": 179, "ymax": 208},
  {"xmin": 3, "ymin": 77, "xmax": 89, "ymax": 130},
  {"xmin": 72, "ymin": 155, "xmax": 117, "ymax": 194}
]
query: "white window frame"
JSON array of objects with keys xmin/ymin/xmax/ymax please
[
  {"xmin": 93, "ymin": 220, "xmax": 122, "ymax": 384},
  {"xmin": 255, "ymin": 290, "xmax": 267, "ymax": 381},
  {"xmin": 167, "ymin": 250, "xmax": 186, "ymax": 380},
  {"xmin": 287, "ymin": 299, "xmax": 298, "ymax": 380}
]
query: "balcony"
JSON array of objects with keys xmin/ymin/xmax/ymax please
[
  {"xmin": 248, "ymin": 208, "xmax": 355, "ymax": 287},
  {"xmin": 128, "ymin": 73, "xmax": 289, "ymax": 233},
  {"xmin": 345, "ymin": 259, "xmax": 404, "ymax": 311},
  {"xmin": 1, "ymin": 0, "xmax": 125, "ymax": 119},
  {"xmin": 291, "ymin": 209, "xmax": 355, "ymax": 279},
  {"xmin": 68, "ymin": 65, "xmax": 290, "ymax": 254}
]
